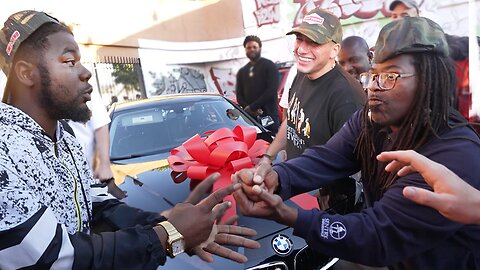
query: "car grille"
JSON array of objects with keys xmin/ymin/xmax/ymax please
[{"xmin": 246, "ymin": 245, "xmax": 338, "ymax": 270}]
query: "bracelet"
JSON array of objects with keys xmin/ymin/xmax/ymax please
[{"xmin": 262, "ymin": 153, "xmax": 275, "ymax": 161}]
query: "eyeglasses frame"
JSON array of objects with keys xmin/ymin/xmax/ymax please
[{"xmin": 359, "ymin": 72, "xmax": 415, "ymax": 91}]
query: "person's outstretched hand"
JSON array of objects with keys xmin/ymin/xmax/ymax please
[
  {"xmin": 167, "ymin": 173, "xmax": 240, "ymax": 250},
  {"xmin": 377, "ymin": 150, "xmax": 480, "ymax": 224},
  {"xmin": 191, "ymin": 215, "xmax": 260, "ymax": 263},
  {"xmin": 161, "ymin": 173, "xmax": 261, "ymax": 263},
  {"xmin": 161, "ymin": 173, "xmax": 217, "ymax": 219}
]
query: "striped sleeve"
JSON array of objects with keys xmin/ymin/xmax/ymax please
[
  {"xmin": 1, "ymin": 164, "xmax": 74, "ymax": 269},
  {"xmin": 0, "ymin": 206, "xmax": 74, "ymax": 269},
  {"xmin": 0, "ymin": 157, "xmax": 166, "ymax": 269},
  {"xmin": 0, "ymin": 205, "xmax": 167, "ymax": 270}
]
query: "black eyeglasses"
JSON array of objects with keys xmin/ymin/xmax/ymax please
[{"xmin": 359, "ymin": 72, "xmax": 415, "ymax": 90}]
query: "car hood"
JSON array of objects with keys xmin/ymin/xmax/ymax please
[{"xmin": 112, "ymin": 154, "xmax": 322, "ymax": 269}]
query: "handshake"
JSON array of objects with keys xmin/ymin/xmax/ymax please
[{"xmin": 231, "ymin": 162, "xmax": 299, "ymax": 227}]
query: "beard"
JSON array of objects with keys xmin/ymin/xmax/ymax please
[
  {"xmin": 247, "ymin": 51, "xmax": 261, "ymax": 62},
  {"xmin": 38, "ymin": 64, "xmax": 92, "ymax": 123}
]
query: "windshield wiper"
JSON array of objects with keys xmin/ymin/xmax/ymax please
[
  {"xmin": 110, "ymin": 148, "xmax": 168, "ymax": 161},
  {"xmin": 110, "ymin": 154, "xmax": 147, "ymax": 161}
]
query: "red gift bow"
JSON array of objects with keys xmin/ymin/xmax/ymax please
[{"xmin": 168, "ymin": 125, "xmax": 269, "ymax": 223}]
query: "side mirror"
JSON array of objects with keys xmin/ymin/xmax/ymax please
[
  {"xmin": 226, "ymin": 108, "xmax": 240, "ymax": 120},
  {"xmin": 259, "ymin": 115, "xmax": 274, "ymax": 127}
]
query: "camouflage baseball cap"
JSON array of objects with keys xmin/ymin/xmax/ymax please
[
  {"xmin": 286, "ymin": 7, "xmax": 342, "ymax": 44},
  {"xmin": 373, "ymin": 17, "xmax": 448, "ymax": 63},
  {"xmin": 389, "ymin": 0, "xmax": 419, "ymax": 12},
  {"xmin": 0, "ymin": 10, "xmax": 59, "ymax": 77}
]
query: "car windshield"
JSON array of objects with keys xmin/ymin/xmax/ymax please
[{"xmin": 109, "ymin": 98, "xmax": 259, "ymax": 160}]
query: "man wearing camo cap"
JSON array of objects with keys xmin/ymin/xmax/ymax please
[
  {"xmin": 259, "ymin": 6, "xmax": 364, "ymax": 167},
  {"xmin": 389, "ymin": 0, "xmax": 420, "ymax": 20},
  {"xmin": 257, "ymin": 8, "xmax": 365, "ymax": 235},
  {"xmin": 234, "ymin": 16, "xmax": 480, "ymax": 270}
]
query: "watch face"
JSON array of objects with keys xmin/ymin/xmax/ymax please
[{"xmin": 172, "ymin": 239, "xmax": 185, "ymax": 256}]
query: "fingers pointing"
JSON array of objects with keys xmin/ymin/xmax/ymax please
[
  {"xmin": 199, "ymin": 182, "xmax": 240, "ymax": 211},
  {"xmin": 185, "ymin": 172, "xmax": 219, "ymax": 204},
  {"xmin": 211, "ymin": 201, "xmax": 232, "ymax": 220}
]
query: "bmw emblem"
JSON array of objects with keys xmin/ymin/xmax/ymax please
[{"xmin": 271, "ymin": 234, "xmax": 293, "ymax": 256}]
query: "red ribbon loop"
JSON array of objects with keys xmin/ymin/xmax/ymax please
[{"xmin": 168, "ymin": 125, "xmax": 269, "ymax": 222}]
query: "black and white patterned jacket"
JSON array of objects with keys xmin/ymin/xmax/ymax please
[{"xmin": 0, "ymin": 103, "xmax": 166, "ymax": 269}]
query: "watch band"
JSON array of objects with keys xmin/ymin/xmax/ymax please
[
  {"xmin": 262, "ymin": 153, "xmax": 275, "ymax": 161},
  {"xmin": 158, "ymin": 221, "xmax": 185, "ymax": 258},
  {"xmin": 158, "ymin": 220, "xmax": 178, "ymax": 235}
]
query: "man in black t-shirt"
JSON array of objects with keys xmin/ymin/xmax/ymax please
[
  {"xmin": 259, "ymin": 7, "xmax": 366, "ymax": 223},
  {"xmin": 260, "ymin": 8, "xmax": 364, "ymax": 161},
  {"xmin": 236, "ymin": 35, "xmax": 280, "ymax": 134}
]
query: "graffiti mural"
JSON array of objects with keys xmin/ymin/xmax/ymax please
[
  {"xmin": 209, "ymin": 67, "xmax": 236, "ymax": 99},
  {"xmin": 287, "ymin": 0, "xmax": 476, "ymax": 47},
  {"xmin": 290, "ymin": 0, "xmax": 422, "ymax": 25},
  {"xmin": 209, "ymin": 61, "xmax": 294, "ymax": 105},
  {"xmin": 148, "ymin": 67, "xmax": 207, "ymax": 96},
  {"xmin": 254, "ymin": 0, "xmax": 281, "ymax": 27}
]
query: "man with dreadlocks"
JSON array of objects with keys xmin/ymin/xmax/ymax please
[{"xmin": 233, "ymin": 17, "xmax": 480, "ymax": 269}]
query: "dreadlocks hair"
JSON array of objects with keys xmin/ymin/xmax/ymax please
[
  {"xmin": 243, "ymin": 35, "xmax": 262, "ymax": 48},
  {"xmin": 354, "ymin": 52, "xmax": 457, "ymax": 197}
]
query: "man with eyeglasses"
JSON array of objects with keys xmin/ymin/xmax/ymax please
[
  {"xmin": 389, "ymin": 0, "xmax": 479, "ymax": 132},
  {"xmin": 233, "ymin": 17, "xmax": 480, "ymax": 269}
]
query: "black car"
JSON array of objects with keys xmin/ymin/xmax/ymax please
[{"xmin": 108, "ymin": 94, "xmax": 338, "ymax": 269}]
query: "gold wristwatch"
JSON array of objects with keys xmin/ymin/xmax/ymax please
[{"xmin": 158, "ymin": 221, "xmax": 185, "ymax": 258}]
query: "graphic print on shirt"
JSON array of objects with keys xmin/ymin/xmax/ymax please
[
  {"xmin": 321, "ymin": 218, "xmax": 347, "ymax": 240},
  {"xmin": 329, "ymin": 221, "xmax": 347, "ymax": 240},
  {"xmin": 287, "ymin": 92, "xmax": 311, "ymax": 150}
]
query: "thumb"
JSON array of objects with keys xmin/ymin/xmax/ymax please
[
  {"xmin": 403, "ymin": 186, "xmax": 441, "ymax": 209},
  {"xmin": 253, "ymin": 163, "xmax": 271, "ymax": 184},
  {"xmin": 253, "ymin": 185, "xmax": 281, "ymax": 207}
]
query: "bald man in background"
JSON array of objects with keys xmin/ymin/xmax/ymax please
[{"xmin": 338, "ymin": 36, "xmax": 372, "ymax": 82}]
